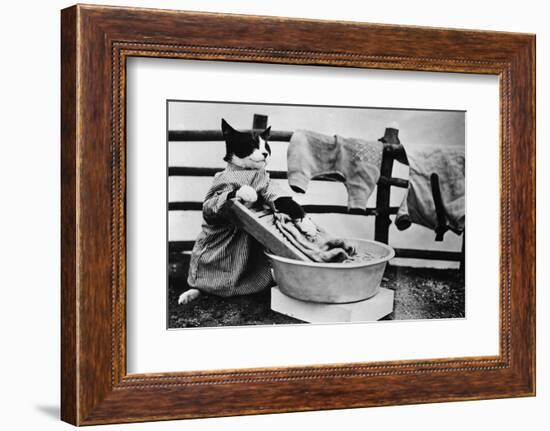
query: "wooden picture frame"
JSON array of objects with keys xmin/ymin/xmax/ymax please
[{"xmin": 61, "ymin": 4, "xmax": 535, "ymax": 425}]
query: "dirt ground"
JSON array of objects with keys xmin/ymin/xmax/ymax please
[{"xmin": 168, "ymin": 258, "xmax": 465, "ymax": 328}]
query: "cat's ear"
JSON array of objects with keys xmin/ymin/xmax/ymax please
[
  {"xmin": 260, "ymin": 126, "xmax": 271, "ymax": 139},
  {"xmin": 221, "ymin": 119, "xmax": 234, "ymax": 162},
  {"xmin": 221, "ymin": 118, "xmax": 235, "ymax": 137}
]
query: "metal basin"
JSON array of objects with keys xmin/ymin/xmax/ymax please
[{"xmin": 266, "ymin": 239, "xmax": 395, "ymax": 304}]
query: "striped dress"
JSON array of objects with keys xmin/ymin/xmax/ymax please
[{"xmin": 187, "ymin": 164, "xmax": 282, "ymax": 297}]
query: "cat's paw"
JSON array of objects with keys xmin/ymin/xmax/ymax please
[
  {"xmin": 274, "ymin": 196, "xmax": 305, "ymax": 219},
  {"xmin": 236, "ymin": 185, "xmax": 258, "ymax": 203},
  {"xmin": 178, "ymin": 289, "xmax": 201, "ymax": 305}
]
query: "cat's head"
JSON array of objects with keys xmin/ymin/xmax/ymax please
[{"xmin": 221, "ymin": 118, "xmax": 271, "ymax": 169}]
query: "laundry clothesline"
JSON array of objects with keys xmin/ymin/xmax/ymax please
[{"xmin": 286, "ymin": 130, "xmax": 465, "ymax": 241}]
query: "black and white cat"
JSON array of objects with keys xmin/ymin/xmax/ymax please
[{"xmin": 178, "ymin": 119, "xmax": 315, "ymax": 305}]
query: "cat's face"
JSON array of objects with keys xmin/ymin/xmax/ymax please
[{"xmin": 221, "ymin": 118, "xmax": 271, "ymax": 169}]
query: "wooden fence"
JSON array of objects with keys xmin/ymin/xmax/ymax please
[{"xmin": 168, "ymin": 114, "xmax": 463, "ymax": 263}]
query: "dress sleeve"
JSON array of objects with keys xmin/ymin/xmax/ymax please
[
  {"xmin": 260, "ymin": 174, "xmax": 288, "ymax": 204},
  {"xmin": 202, "ymin": 183, "xmax": 235, "ymax": 225}
]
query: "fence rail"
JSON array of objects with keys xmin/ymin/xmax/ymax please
[
  {"xmin": 168, "ymin": 166, "xmax": 408, "ymax": 188},
  {"xmin": 168, "ymin": 241, "xmax": 462, "ymax": 262},
  {"xmin": 169, "ymin": 201, "xmax": 399, "ymax": 215},
  {"xmin": 169, "ymin": 129, "xmax": 293, "ymax": 142}
]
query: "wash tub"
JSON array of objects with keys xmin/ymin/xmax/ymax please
[{"xmin": 266, "ymin": 238, "xmax": 395, "ymax": 304}]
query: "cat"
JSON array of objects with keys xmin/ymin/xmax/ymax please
[{"xmin": 178, "ymin": 118, "xmax": 315, "ymax": 305}]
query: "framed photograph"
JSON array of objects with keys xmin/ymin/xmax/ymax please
[{"xmin": 61, "ymin": 4, "xmax": 535, "ymax": 425}]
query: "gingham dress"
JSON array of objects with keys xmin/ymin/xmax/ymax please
[{"xmin": 187, "ymin": 164, "xmax": 282, "ymax": 297}]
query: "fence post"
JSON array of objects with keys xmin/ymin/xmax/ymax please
[
  {"xmin": 374, "ymin": 127, "xmax": 400, "ymax": 244},
  {"xmin": 252, "ymin": 114, "xmax": 268, "ymax": 131},
  {"xmin": 459, "ymin": 232, "xmax": 465, "ymax": 271}
]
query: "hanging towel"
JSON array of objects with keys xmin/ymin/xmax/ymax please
[
  {"xmin": 396, "ymin": 145, "xmax": 465, "ymax": 234},
  {"xmin": 287, "ymin": 130, "xmax": 383, "ymax": 211},
  {"xmin": 273, "ymin": 213, "xmax": 356, "ymax": 263}
]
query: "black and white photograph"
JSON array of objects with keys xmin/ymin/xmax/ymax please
[{"xmin": 167, "ymin": 100, "xmax": 465, "ymax": 329}]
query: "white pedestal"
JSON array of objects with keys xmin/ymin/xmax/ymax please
[{"xmin": 271, "ymin": 287, "xmax": 394, "ymax": 323}]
